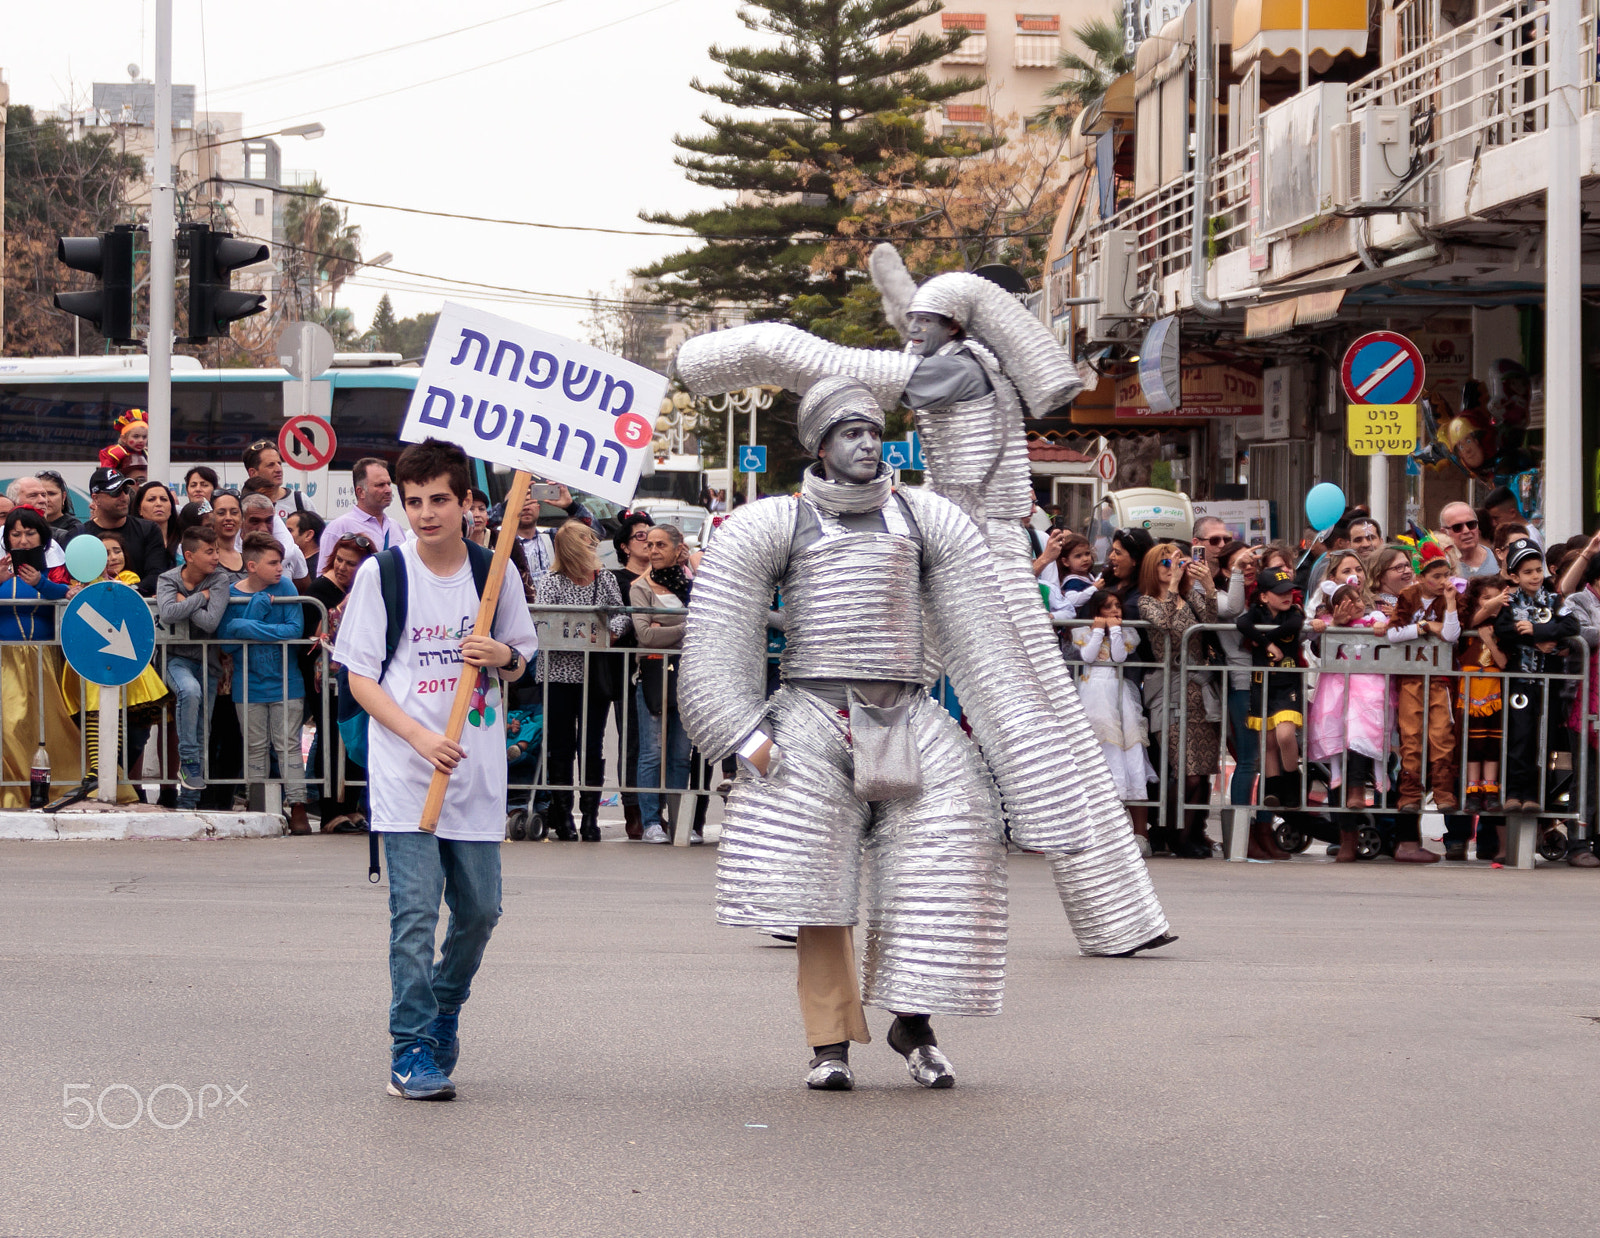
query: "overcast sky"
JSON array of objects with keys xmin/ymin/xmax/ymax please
[{"xmin": 7, "ymin": 0, "xmax": 760, "ymax": 344}]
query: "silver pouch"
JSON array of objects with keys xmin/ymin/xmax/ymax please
[{"xmin": 847, "ymin": 688, "xmax": 922, "ymax": 802}]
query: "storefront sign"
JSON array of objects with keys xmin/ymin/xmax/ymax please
[
  {"xmin": 1346, "ymin": 403, "xmax": 1419, "ymax": 455},
  {"xmin": 1114, "ymin": 364, "xmax": 1262, "ymax": 420}
]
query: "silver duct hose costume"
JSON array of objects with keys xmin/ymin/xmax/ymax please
[
  {"xmin": 674, "ymin": 249, "xmax": 1169, "ymax": 956},
  {"xmin": 680, "ymin": 391, "xmax": 1096, "ymax": 1015}
]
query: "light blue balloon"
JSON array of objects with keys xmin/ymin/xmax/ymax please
[
  {"xmin": 65, "ymin": 534, "xmax": 108, "ymax": 583},
  {"xmin": 1304, "ymin": 482, "xmax": 1347, "ymax": 532}
]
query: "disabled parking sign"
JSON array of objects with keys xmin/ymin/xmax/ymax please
[{"xmin": 739, "ymin": 445, "xmax": 767, "ymax": 473}]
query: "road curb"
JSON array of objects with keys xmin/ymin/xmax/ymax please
[{"xmin": 0, "ymin": 811, "xmax": 286, "ymax": 841}]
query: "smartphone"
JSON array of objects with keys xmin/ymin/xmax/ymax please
[
  {"xmin": 1049, "ymin": 514, "xmax": 1073, "ymax": 532},
  {"xmin": 529, "ymin": 483, "xmax": 565, "ymax": 503}
]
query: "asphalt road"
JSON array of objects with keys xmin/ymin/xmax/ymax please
[{"xmin": 4, "ymin": 837, "xmax": 1599, "ymax": 1238}]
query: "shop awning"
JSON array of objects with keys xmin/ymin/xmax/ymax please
[
  {"xmin": 1231, "ymin": 0, "xmax": 1369, "ymax": 75},
  {"xmin": 1079, "ymin": 72, "xmax": 1136, "ymax": 136}
]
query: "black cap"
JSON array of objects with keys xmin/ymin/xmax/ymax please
[
  {"xmin": 1505, "ymin": 537, "xmax": 1543, "ymax": 574},
  {"xmin": 1260, "ymin": 565, "xmax": 1296, "ymax": 595},
  {"xmin": 89, "ymin": 468, "xmax": 130, "ymax": 496}
]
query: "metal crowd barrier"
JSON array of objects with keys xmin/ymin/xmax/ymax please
[
  {"xmin": 1176, "ymin": 622, "xmax": 1593, "ymax": 869},
  {"xmin": 4, "ymin": 593, "xmax": 1594, "ymax": 868}
]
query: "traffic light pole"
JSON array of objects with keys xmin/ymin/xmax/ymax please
[{"xmin": 146, "ymin": 0, "xmax": 175, "ymax": 485}]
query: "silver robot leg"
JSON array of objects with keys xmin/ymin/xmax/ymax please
[
  {"xmin": 861, "ymin": 694, "xmax": 1008, "ymax": 1017},
  {"xmin": 984, "ymin": 519, "xmax": 1170, "ymax": 956}
]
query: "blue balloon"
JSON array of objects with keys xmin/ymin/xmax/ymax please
[
  {"xmin": 65, "ymin": 534, "xmax": 108, "ymax": 583},
  {"xmin": 1304, "ymin": 482, "xmax": 1347, "ymax": 532}
]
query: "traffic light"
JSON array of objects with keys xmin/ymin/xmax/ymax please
[
  {"xmin": 184, "ymin": 224, "xmax": 269, "ymax": 341},
  {"xmin": 54, "ymin": 225, "xmax": 137, "ymax": 343}
]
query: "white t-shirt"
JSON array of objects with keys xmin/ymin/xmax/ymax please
[
  {"xmin": 272, "ymin": 489, "xmax": 313, "ymax": 522},
  {"xmin": 333, "ymin": 541, "xmax": 539, "ymax": 841}
]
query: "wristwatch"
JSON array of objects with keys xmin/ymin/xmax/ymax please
[{"xmin": 501, "ymin": 646, "xmax": 522, "ymax": 675}]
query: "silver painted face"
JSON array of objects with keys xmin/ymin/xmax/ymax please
[
  {"xmin": 819, "ymin": 419, "xmax": 883, "ymax": 483},
  {"xmin": 905, "ymin": 311, "xmax": 959, "ymax": 358}
]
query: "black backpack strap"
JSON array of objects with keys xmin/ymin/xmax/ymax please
[{"xmin": 368, "ymin": 831, "xmax": 381, "ymax": 883}]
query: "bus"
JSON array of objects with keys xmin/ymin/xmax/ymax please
[
  {"xmin": 0, "ymin": 355, "xmax": 684, "ymax": 530},
  {"xmin": 0, "ymin": 355, "xmax": 421, "ymax": 519}
]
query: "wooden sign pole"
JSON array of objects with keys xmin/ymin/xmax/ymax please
[{"xmin": 419, "ymin": 470, "xmax": 532, "ymax": 833}]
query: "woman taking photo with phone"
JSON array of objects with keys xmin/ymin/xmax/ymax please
[{"xmin": 1138, "ymin": 544, "xmax": 1219, "ymax": 857}]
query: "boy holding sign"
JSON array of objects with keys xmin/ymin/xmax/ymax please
[{"xmin": 334, "ymin": 439, "xmax": 538, "ymax": 1101}]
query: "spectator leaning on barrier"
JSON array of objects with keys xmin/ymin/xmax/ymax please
[
  {"xmin": 0, "ymin": 505, "xmax": 82, "ymax": 807},
  {"xmin": 303, "ymin": 532, "xmax": 376, "ymax": 834},
  {"xmin": 156, "ymin": 526, "xmax": 233, "ymax": 811},
  {"xmin": 610, "ymin": 509, "xmax": 655, "ymax": 841},
  {"xmin": 1388, "ymin": 543, "xmax": 1460, "ymax": 857},
  {"xmin": 319, "ymin": 458, "xmax": 405, "ymax": 565},
  {"xmin": 1215, "ymin": 541, "xmax": 1267, "ymax": 826},
  {"xmin": 1138, "ymin": 541, "xmax": 1219, "ymax": 857},
  {"xmin": 81, "ymin": 468, "xmax": 169, "ymax": 595},
  {"xmin": 1494, "ymin": 537, "xmax": 1578, "ymax": 814},
  {"xmin": 534, "ymin": 520, "xmax": 630, "ymax": 843},
  {"xmin": 1559, "ymin": 549, "xmax": 1600, "ymax": 866},
  {"xmin": 631, "ymin": 523, "xmax": 699, "ymax": 845},
  {"xmin": 1233, "ymin": 564, "xmax": 1305, "ymax": 860},
  {"xmin": 218, "ymin": 531, "xmax": 310, "ymax": 835}
]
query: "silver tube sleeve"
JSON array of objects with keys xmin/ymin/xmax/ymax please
[
  {"xmin": 679, "ymin": 497, "xmax": 796, "ymax": 762},
  {"xmin": 902, "ymin": 488, "xmax": 1092, "ymax": 853},
  {"xmin": 674, "ymin": 323, "xmax": 920, "ymax": 409}
]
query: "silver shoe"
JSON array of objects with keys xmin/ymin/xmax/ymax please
[
  {"xmin": 903, "ymin": 1045, "xmax": 955, "ymax": 1089},
  {"xmin": 805, "ymin": 1059, "xmax": 854, "ymax": 1091}
]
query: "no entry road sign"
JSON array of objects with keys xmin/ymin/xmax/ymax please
[
  {"xmin": 1341, "ymin": 331, "xmax": 1426, "ymax": 405},
  {"xmin": 279, "ymin": 414, "xmax": 338, "ymax": 471}
]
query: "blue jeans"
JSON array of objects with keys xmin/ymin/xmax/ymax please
[
  {"xmin": 635, "ymin": 682, "xmax": 691, "ymax": 828},
  {"xmin": 383, "ymin": 831, "xmax": 502, "ymax": 1060},
  {"xmin": 165, "ymin": 655, "xmax": 218, "ymax": 806},
  {"xmin": 1227, "ymin": 686, "xmax": 1265, "ymax": 819}
]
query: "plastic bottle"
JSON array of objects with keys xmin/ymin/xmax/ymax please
[{"xmin": 29, "ymin": 744, "xmax": 50, "ymax": 809}]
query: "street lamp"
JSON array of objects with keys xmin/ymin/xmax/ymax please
[{"xmin": 704, "ymin": 385, "xmax": 775, "ymax": 503}]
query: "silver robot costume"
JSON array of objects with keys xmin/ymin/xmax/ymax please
[
  {"xmin": 674, "ymin": 251, "xmax": 1169, "ymax": 956},
  {"xmin": 679, "ymin": 378, "xmax": 1094, "ymax": 1017}
]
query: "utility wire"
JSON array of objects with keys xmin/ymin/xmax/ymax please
[
  {"xmin": 214, "ymin": 179, "xmax": 1058, "ymax": 243},
  {"xmin": 210, "ymin": 0, "xmax": 574, "ymax": 95}
]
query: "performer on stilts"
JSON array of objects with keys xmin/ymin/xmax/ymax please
[
  {"xmin": 674, "ymin": 246, "xmax": 1172, "ymax": 959},
  {"xmin": 677, "ymin": 376, "xmax": 1092, "ymax": 1090}
]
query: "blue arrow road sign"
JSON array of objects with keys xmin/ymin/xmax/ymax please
[
  {"xmin": 909, "ymin": 431, "xmax": 926, "ymax": 471},
  {"xmin": 62, "ymin": 581, "xmax": 156, "ymax": 688},
  {"xmin": 739, "ymin": 445, "xmax": 768, "ymax": 473},
  {"xmin": 881, "ymin": 440, "xmax": 911, "ymax": 469}
]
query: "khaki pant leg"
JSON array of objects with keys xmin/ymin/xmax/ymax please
[
  {"xmin": 795, "ymin": 926, "xmax": 871, "ymax": 1048},
  {"xmin": 1428, "ymin": 679, "xmax": 1459, "ymax": 798},
  {"xmin": 1396, "ymin": 678, "xmax": 1424, "ymax": 802}
]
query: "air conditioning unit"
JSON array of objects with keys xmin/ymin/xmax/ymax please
[
  {"xmin": 1082, "ymin": 229, "xmax": 1138, "ymax": 343},
  {"xmin": 1260, "ymin": 82, "xmax": 1348, "ymax": 235},
  {"xmin": 1332, "ymin": 105, "xmax": 1410, "ymax": 209}
]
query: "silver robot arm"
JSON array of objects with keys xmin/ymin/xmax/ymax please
[
  {"xmin": 674, "ymin": 323, "xmax": 919, "ymax": 410},
  {"xmin": 904, "ymin": 488, "xmax": 1094, "ymax": 854},
  {"xmin": 679, "ymin": 498, "xmax": 796, "ymax": 763}
]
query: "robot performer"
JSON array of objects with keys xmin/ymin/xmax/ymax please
[
  {"xmin": 678, "ymin": 375, "xmax": 1093, "ymax": 1091},
  {"xmin": 674, "ymin": 246, "xmax": 1170, "ymax": 959}
]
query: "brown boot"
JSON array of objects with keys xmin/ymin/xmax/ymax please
[
  {"xmin": 624, "ymin": 803, "xmax": 643, "ymax": 841},
  {"xmin": 287, "ymin": 803, "xmax": 311, "ymax": 835},
  {"xmin": 1336, "ymin": 828, "xmax": 1360, "ymax": 862}
]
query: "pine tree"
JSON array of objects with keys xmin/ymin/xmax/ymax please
[
  {"xmin": 369, "ymin": 294, "xmax": 398, "ymax": 352},
  {"xmin": 637, "ymin": 1, "xmax": 982, "ymax": 320}
]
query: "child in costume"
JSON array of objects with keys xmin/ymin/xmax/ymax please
[
  {"xmin": 1234, "ymin": 564, "xmax": 1307, "ymax": 813},
  {"xmin": 1457, "ymin": 574, "xmax": 1510, "ymax": 813},
  {"xmin": 1306, "ymin": 582, "xmax": 1391, "ymax": 816},
  {"xmin": 1387, "ymin": 541, "xmax": 1460, "ymax": 862},
  {"xmin": 1070, "ymin": 589, "xmax": 1156, "ymax": 801}
]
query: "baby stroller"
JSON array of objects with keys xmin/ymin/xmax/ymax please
[{"xmin": 504, "ymin": 705, "xmax": 551, "ymax": 841}]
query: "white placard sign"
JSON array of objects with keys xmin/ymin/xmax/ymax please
[{"xmin": 400, "ymin": 302, "xmax": 665, "ymax": 506}]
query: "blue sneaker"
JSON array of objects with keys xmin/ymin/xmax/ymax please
[
  {"xmin": 425, "ymin": 1006, "xmax": 460, "ymax": 1076},
  {"xmin": 387, "ymin": 1043, "xmax": 455, "ymax": 1100}
]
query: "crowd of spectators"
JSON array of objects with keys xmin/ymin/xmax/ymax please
[{"xmin": 1041, "ymin": 491, "xmax": 1600, "ymax": 867}]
